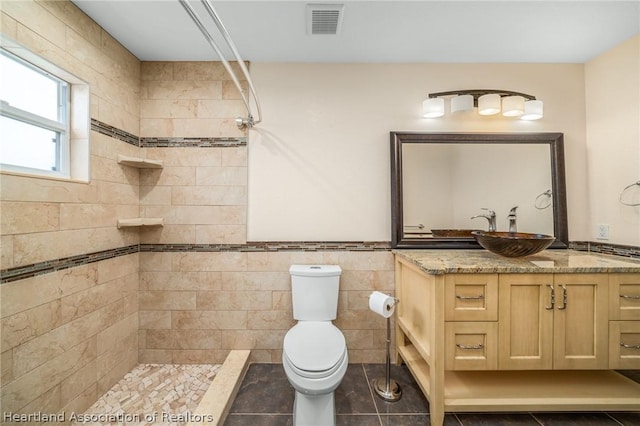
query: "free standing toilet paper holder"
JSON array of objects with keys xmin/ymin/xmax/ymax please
[{"xmin": 371, "ymin": 297, "xmax": 402, "ymax": 402}]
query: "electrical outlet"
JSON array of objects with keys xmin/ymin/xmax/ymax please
[{"xmin": 596, "ymin": 224, "xmax": 610, "ymax": 240}]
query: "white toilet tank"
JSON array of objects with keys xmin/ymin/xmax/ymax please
[{"xmin": 289, "ymin": 265, "xmax": 342, "ymax": 321}]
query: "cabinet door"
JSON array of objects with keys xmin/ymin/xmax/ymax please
[
  {"xmin": 552, "ymin": 274, "xmax": 608, "ymax": 369},
  {"xmin": 499, "ymin": 274, "xmax": 554, "ymax": 370},
  {"xmin": 610, "ymin": 274, "xmax": 640, "ymax": 320}
]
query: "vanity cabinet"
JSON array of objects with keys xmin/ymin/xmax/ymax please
[
  {"xmin": 499, "ymin": 273, "xmax": 608, "ymax": 370},
  {"xmin": 394, "ymin": 251, "xmax": 640, "ymax": 426}
]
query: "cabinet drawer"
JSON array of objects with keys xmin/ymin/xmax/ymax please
[
  {"xmin": 445, "ymin": 274, "xmax": 498, "ymax": 321},
  {"xmin": 610, "ymin": 274, "xmax": 640, "ymax": 320},
  {"xmin": 445, "ymin": 321, "xmax": 498, "ymax": 370},
  {"xmin": 609, "ymin": 321, "xmax": 640, "ymax": 369}
]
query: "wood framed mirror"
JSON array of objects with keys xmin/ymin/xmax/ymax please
[{"xmin": 390, "ymin": 132, "xmax": 569, "ymax": 249}]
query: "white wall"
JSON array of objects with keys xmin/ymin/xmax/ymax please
[
  {"xmin": 585, "ymin": 34, "xmax": 640, "ymax": 247},
  {"xmin": 247, "ymin": 63, "xmax": 588, "ymax": 242}
]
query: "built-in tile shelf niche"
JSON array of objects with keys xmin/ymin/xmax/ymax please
[{"xmin": 116, "ymin": 155, "xmax": 164, "ymax": 229}]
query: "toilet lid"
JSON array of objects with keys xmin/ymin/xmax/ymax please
[{"xmin": 283, "ymin": 322, "xmax": 346, "ymax": 372}]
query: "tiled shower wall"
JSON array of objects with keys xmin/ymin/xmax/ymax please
[
  {"xmin": 135, "ymin": 62, "xmax": 393, "ymax": 364},
  {"xmin": 0, "ymin": 0, "xmax": 141, "ymax": 416},
  {"xmin": 1, "ymin": 2, "xmax": 396, "ymax": 417}
]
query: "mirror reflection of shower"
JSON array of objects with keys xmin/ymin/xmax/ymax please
[{"xmin": 179, "ymin": 0, "xmax": 262, "ymax": 129}]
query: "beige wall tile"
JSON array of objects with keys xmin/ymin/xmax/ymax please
[
  {"xmin": 1, "ymin": 300, "xmax": 62, "ymax": 352},
  {"xmin": 195, "ymin": 166, "xmax": 247, "ymax": 186},
  {"xmin": 139, "ymin": 291, "xmax": 196, "ymax": 310},
  {"xmin": 142, "ymin": 205, "xmax": 246, "ymax": 226},
  {"xmin": 221, "ymin": 146, "xmax": 247, "ymax": 167},
  {"xmin": 59, "ymin": 383, "xmax": 97, "ymax": 420},
  {"xmin": 145, "ymin": 329, "xmax": 222, "ymax": 350},
  {"xmin": 221, "ymin": 329, "xmax": 285, "ymax": 350},
  {"xmin": 1, "ymin": 350, "xmax": 13, "ymax": 386},
  {"xmin": 140, "ymin": 271, "xmax": 222, "ymax": 291},
  {"xmin": 197, "ymin": 100, "xmax": 245, "ymax": 119},
  {"xmin": 139, "ymin": 166, "xmax": 195, "ymax": 186},
  {"xmin": 139, "ymin": 252, "xmax": 173, "ymax": 272},
  {"xmin": 142, "ymin": 147, "xmax": 222, "ymax": 167},
  {"xmin": 59, "ymin": 203, "xmax": 137, "ymax": 230},
  {"xmin": 1, "ymin": 337, "xmax": 96, "ymax": 412},
  {"xmin": 1, "ymin": 235, "xmax": 14, "ymax": 269},
  {"xmin": 139, "ymin": 225, "xmax": 197, "ymax": 244},
  {"xmin": 59, "ymin": 359, "xmax": 96, "ymax": 408},
  {"xmin": 12, "ymin": 301, "xmax": 122, "ymax": 377},
  {"xmin": 220, "ymin": 271, "xmax": 289, "ymax": 291},
  {"xmin": 0, "ymin": 174, "xmax": 99, "ymax": 204},
  {"xmin": 0, "ymin": 202, "xmax": 59, "ymax": 235},
  {"xmin": 140, "ymin": 99, "xmax": 198, "ymax": 119},
  {"xmin": 1, "ymin": 264, "xmax": 98, "ymax": 319},
  {"xmin": 1, "ymin": 0, "xmax": 67, "ymax": 49},
  {"xmin": 171, "ymin": 186, "xmax": 246, "ymax": 206},
  {"xmin": 172, "ymin": 252, "xmax": 247, "ymax": 272},
  {"xmin": 195, "ymin": 224, "xmax": 246, "ymax": 244},
  {"xmin": 172, "ymin": 310, "xmax": 248, "ymax": 330},
  {"xmin": 141, "ymin": 62, "xmax": 173, "ymax": 80},
  {"xmin": 143, "ymin": 80, "xmax": 221, "ymax": 100},
  {"xmin": 97, "ymin": 253, "xmax": 139, "ymax": 284},
  {"xmin": 140, "ymin": 185, "xmax": 172, "ymax": 205},
  {"xmin": 246, "ymin": 311, "xmax": 295, "ymax": 330},
  {"xmin": 196, "ymin": 291, "xmax": 272, "ymax": 311},
  {"xmin": 171, "ymin": 349, "xmax": 228, "ymax": 364},
  {"xmin": 139, "ymin": 311, "xmax": 172, "ymax": 330},
  {"xmin": 138, "ymin": 349, "xmax": 173, "ymax": 364}
]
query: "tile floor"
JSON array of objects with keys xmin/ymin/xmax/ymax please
[{"xmin": 224, "ymin": 364, "xmax": 640, "ymax": 426}]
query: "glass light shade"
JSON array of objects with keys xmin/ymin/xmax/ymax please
[
  {"xmin": 478, "ymin": 94, "xmax": 501, "ymax": 115},
  {"xmin": 502, "ymin": 95, "xmax": 525, "ymax": 117},
  {"xmin": 521, "ymin": 100, "xmax": 544, "ymax": 120},
  {"xmin": 422, "ymin": 97, "xmax": 445, "ymax": 118},
  {"xmin": 450, "ymin": 94, "xmax": 474, "ymax": 113}
]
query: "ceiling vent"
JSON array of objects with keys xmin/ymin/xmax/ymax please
[{"xmin": 307, "ymin": 3, "xmax": 344, "ymax": 35}]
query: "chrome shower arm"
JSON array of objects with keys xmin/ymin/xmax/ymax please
[{"xmin": 178, "ymin": 0, "xmax": 261, "ymax": 129}]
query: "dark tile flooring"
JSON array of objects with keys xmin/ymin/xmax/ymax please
[{"xmin": 224, "ymin": 364, "xmax": 640, "ymax": 426}]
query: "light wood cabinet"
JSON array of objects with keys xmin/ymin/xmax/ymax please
[
  {"xmin": 498, "ymin": 273, "xmax": 608, "ymax": 370},
  {"xmin": 394, "ymin": 256, "xmax": 640, "ymax": 426}
]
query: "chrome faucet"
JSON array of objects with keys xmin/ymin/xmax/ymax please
[
  {"xmin": 471, "ymin": 208, "xmax": 496, "ymax": 232},
  {"xmin": 508, "ymin": 206, "xmax": 518, "ymax": 233}
]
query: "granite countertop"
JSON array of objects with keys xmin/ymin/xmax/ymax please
[{"xmin": 393, "ymin": 249, "xmax": 640, "ymax": 275}]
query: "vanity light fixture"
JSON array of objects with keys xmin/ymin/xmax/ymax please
[{"xmin": 422, "ymin": 89, "xmax": 543, "ymax": 120}]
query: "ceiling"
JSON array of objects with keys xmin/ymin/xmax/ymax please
[{"xmin": 71, "ymin": 0, "xmax": 640, "ymax": 63}]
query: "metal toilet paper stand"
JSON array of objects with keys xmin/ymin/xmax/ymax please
[{"xmin": 371, "ymin": 298, "xmax": 402, "ymax": 402}]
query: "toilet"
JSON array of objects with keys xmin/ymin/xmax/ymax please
[{"xmin": 282, "ymin": 265, "xmax": 348, "ymax": 426}]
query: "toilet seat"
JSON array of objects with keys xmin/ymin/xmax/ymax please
[{"xmin": 283, "ymin": 322, "xmax": 346, "ymax": 379}]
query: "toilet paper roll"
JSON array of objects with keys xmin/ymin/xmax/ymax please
[{"xmin": 369, "ymin": 291, "xmax": 396, "ymax": 318}]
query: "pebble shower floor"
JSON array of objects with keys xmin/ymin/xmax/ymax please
[{"xmin": 72, "ymin": 364, "xmax": 220, "ymax": 425}]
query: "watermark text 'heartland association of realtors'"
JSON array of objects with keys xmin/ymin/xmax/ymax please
[{"xmin": 3, "ymin": 411, "xmax": 215, "ymax": 423}]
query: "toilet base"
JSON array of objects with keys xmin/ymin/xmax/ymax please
[{"xmin": 293, "ymin": 390, "xmax": 335, "ymax": 426}]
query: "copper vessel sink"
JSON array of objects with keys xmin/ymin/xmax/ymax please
[{"xmin": 471, "ymin": 231, "xmax": 555, "ymax": 257}]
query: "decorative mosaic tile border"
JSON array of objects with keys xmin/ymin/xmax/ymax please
[
  {"xmin": 91, "ymin": 119, "xmax": 139, "ymax": 147},
  {"xmin": 0, "ymin": 242, "xmax": 391, "ymax": 284},
  {"xmin": 140, "ymin": 137, "xmax": 246, "ymax": 148},
  {"xmin": 139, "ymin": 241, "xmax": 391, "ymax": 252},
  {"xmin": 91, "ymin": 119, "xmax": 246, "ymax": 148},
  {"xmin": 0, "ymin": 245, "xmax": 139, "ymax": 284},
  {"xmin": 570, "ymin": 241, "xmax": 640, "ymax": 260},
  {"xmin": 4, "ymin": 240, "xmax": 638, "ymax": 284}
]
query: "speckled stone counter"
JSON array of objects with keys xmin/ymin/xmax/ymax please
[{"xmin": 393, "ymin": 249, "xmax": 640, "ymax": 275}]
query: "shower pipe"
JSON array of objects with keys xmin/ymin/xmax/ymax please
[{"xmin": 179, "ymin": 0, "xmax": 262, "ymax": 130}]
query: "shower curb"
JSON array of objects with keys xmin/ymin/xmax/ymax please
[{"xmin": 188, "ymin": 350, "xmax": 251, "ymax": 426}]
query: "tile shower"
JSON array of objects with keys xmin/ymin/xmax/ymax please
[{"xmin": 0, "ymin": 3, "xmax": 395, "ymax": 412}]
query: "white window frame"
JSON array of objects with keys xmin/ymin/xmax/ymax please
[{"xmin": 0, "ymin": 35, "xmax": 90, "ymax": 182}]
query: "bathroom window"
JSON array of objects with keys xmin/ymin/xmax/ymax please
[{"xmin": 0, "ymin": 37, "xmax": 90, "ymax": 181}]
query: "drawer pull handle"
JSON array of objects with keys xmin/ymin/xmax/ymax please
[
  {"xmin": 456, "ymin": 343, "xmax": 484, "ymax": 350},
  {"xmin": 620, "ymin": 294, "xmax": 640, "ymax": 300},
  {"xmin": 620, "ymin": 342, "xmax": 640, "ymax": 350},
  {"xmin": 456, "ymin": 294, "xmax": 484, "ymax": 300},
  {"xmin": 557, "ymin": 285, "xmax": 567, "ymax": 310},
  {"xmin": 545, "ymin": 284, "xmax": 555, "ymax": 310}
]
